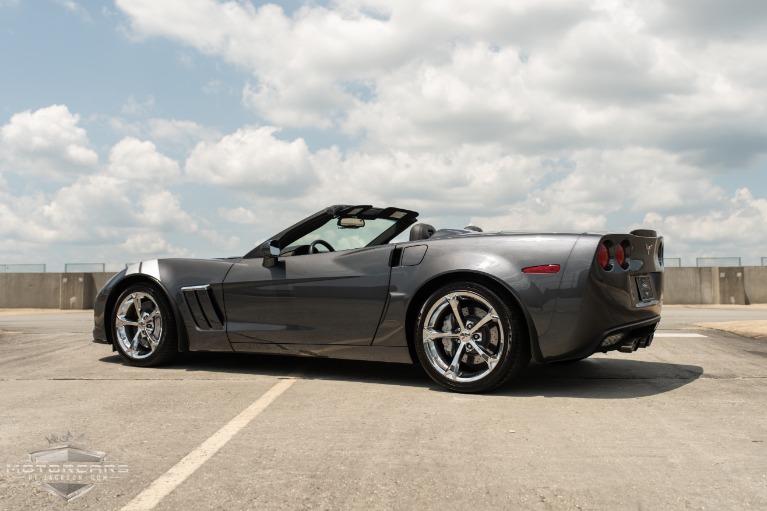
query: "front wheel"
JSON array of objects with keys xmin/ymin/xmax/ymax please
[
  {"xmin": 414, "ymin": 282, "xmax": 530, "ymax": 393},
  {"xmin": 111, "ymin": 284, "xmax": 179, "ymax": 367}
]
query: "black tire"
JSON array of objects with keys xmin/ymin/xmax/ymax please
[
  {"xmin": 414, "ymin": 282, "xmax": 530, "ymax": 393},
  {"xmin": 110, "ymin": 283, "xmax": 179, "ymax": 367}
]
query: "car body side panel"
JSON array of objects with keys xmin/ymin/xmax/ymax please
[
  {"xmin": 156, "ymin": 258, "xmax": 238, "ymax": 351},
  {"xmin": 230, "ymin": 343, "xmax": 414, "ymax": 364},
  {"xmin": 373, "ymin": 234, "xmax": 580, "ymax": 353},
  {"xmin": 223, "ymin": 245, "xmax": 394, "ymax": 346}
]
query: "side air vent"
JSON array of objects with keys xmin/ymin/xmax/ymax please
[{"xmin": 181, "ymin": 285, "xmax": 224, "ymax": 330}]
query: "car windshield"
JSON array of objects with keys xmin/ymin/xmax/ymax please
[{"xmin": 285, "ymin": 217, "xmax": 397, "ymax": 254}]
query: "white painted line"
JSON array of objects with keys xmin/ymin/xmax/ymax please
[
  {"xmin": 655, "ymin": 332, "xmax": 707, "ymax": 338},
  {"xmin": 120, "ymin": 376, "xmax": 300, "ymax": 511}
]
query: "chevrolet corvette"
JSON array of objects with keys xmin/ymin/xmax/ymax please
[{"xmin": 93, "ymin": 204, "xmax": 664, "ymax": 393}]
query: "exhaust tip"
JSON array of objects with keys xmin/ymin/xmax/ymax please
[{"xmin": 618, "ymin": 339, "xmax": 639, "ymax": 353}]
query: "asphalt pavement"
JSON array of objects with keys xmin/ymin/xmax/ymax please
[{"xmin": 0, "ymin": 306, "xmax": 765, "ymax": 510}]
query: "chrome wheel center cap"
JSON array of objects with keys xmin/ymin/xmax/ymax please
[{"xmin": 459, "ymin": 330, "xmax": 471, "ymax": 342}]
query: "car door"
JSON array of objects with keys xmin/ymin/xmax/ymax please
[{"xmin": 223, "ymin": 245, "xmax": 394, "ymax": 347}]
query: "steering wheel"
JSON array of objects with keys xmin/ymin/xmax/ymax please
[{"xmin": 309, "ymin": 239, "xmax": 336, "ymax": 254}]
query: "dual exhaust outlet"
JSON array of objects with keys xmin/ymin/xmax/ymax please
[{"xmin": 617, "ymin": 334, "xmax": 654, "ymax": 353}]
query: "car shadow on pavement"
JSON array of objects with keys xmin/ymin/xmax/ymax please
[
  {"xmin": 99, "ymin": 351, "xmax": 432, "ymax": 388},
  {"xmin": 501, "ymin": 358, "xmax": 704, "ymax": 399},
  {"xmin": 101, "ymin": 353, "xmax": 702, "ymax": 398}
]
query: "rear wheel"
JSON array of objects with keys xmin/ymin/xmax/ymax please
[
  {"xmin": 414, "ymin": 282, "xmax": 530, "ymax": 393},
  {"xmin": 111, "ymin": 283, "xmax": 178, "ymax": 367}
]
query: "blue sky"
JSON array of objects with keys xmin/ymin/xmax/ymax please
[{"xmin": 1, "ymin": 0, "xmax": 767, "ymax": 270}]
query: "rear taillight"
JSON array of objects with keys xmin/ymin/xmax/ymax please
[
  {"xmin": 598, "ymin": 239, "xmax": 633, "ymax": 271},
  {"xmin": 598, "ymin": 242, "xmax": 609, "ymax": 270},
  {"xmin": 615, "ymin": 243, "xmax": 625, "ymax": 267}
]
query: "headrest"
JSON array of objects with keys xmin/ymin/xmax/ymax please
[{"xmin": 409, "ymin": 223, "xmax": 436, "ymax": 241}]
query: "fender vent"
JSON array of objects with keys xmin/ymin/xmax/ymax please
[{"xmin": 181, "ymin": 285, "xmax": 224, "ymax": 330}]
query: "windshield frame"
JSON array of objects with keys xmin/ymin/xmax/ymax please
[{"xmin": 244, "ymin": 205, "xmax": 418, "ymax": 259}]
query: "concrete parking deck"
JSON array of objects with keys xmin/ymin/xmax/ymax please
[{"xmin": 1, "ymin": 307, "xmax": 765, "ymax": 510}]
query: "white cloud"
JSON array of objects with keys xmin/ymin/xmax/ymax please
[
  {"xmin": 642, "ymin": 188, "xmax": 767, "ymax": 263},
  {"xmin": 242, "ymin": 79, "xmax": 350, "ymax": 129},
  {"xmin": 200, "ymin": 228, "xmax": 240, "ymax": 251},
  {"xmin": 311, "ymin": 146, "xmax": 552, "ymax": 217},
  {"xmin": 202, "ymin": 79, "xmax": 223, "ymax": 94},
  {"xmin": 218, "ymin": 206, "xmax": 260, "ymax": 224},
  {"xmin": 103, "ymin": 116, "xmax": 223, "ymax": 154},
  {"xmin": 121, "ymin": 95, "xmax": 155, "ymax": 116},
  {"xmin": 0, "ymin": 105, "xmax": 98, "ymax": 179},
  {"xmin": 114, "ymin": 0, "xmax": 767, "ymax": 173},
  {"xmin": 107, "ymin": 136, "xmax": 181, "ymax": 183},
  {"xmin": 5, "ymin": 0, "xmax": 767, "ymax": 267},
  {"xmin": 120, "ymin": 231, "xmax": 189, "ymax": 258},
  {"xmin": 36, "ymin": 174, "xmax": 134, "ymax": 244},
  {"xmin": 55, "ymin": 0, "xmax": 91, "ymax": 20},
  {"xmin": 185, "ymin": 126, "xmax": 316, "ymax": 191},
  {"xmin": 146, "ymin": 119, "xmax": 221, "ymax": 145},
  {"xmin": 0, "ymin": 106, "xmax": 202, "ymax": 266},
  {"xmin": 138, "ymin": 189, "xmax": 197, "ymax": 232},
  {"xmin": 645, "ymin": 0, "xmax": 767, "ymax": 40}
]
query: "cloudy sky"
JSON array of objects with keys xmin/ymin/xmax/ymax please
[{"xmin": 1, "ymin": 0, "xmax": 766, "ymax": 270}]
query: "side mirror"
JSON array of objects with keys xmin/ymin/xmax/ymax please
[{"xmin": 261, "ymin": 239, "xmax": 281, "ymax": 268}]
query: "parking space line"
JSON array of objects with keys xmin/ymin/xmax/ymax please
[
  {"xmin": 120, "ymin": 375, "xmax": 300, "ymax": 511},
  {"xmin": 655, "ymin": 332, "xmax": 707, "ymax": 338}
]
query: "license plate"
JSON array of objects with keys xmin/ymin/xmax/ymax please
[{"xmin": 636, "ymin": 275, "xmax": 654, "ymax": 301}]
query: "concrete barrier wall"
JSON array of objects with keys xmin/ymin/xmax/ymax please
[
  {"xmin": 0, "ymin": 268, "xmax": 765, "ymax": 309},
  {"xmin": 663, "ymin": 267, "xmax": 716, "ymax": 304},
  {"xmin": 0, "ymin": 272, "xmax": 116, "ymax": 309},
  {"xmin": 663, "ymin": 266, "xmax": 766, "ymax": 305},
  {"xmin": 744, "ymin": 266, "xmax": 767, "ymax": 304}
]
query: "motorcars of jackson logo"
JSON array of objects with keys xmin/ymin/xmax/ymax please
[{"xmin": 5, "ymin": 431, "xmax": 129, "ymax": 502}]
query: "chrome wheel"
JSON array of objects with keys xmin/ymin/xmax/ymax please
[
  {"xmin": 421, "ymin": 290, "xmax": 506, "ymax": 383},
  {"xmin": 415, "ymin": 282, "xmax": 530, "ymax": 393},
  {"xmin": 114, "ymin": 291, "xmax": 164, "ymax": 360}
]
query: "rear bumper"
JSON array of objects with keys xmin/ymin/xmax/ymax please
[{"xmin": 595, "ymin": 317, "xmax": 659, "ymax": 354}]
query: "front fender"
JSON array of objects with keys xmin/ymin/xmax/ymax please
[{"xmin": 94, "ymin": 262, "xmax": 189, "ymax": 351}]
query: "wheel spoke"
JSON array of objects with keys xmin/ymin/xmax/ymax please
[
  {"xmin": 133, "ymin": 294, "xmax": 142, "ymax": 318},
  {"xmin": 149, "ymin": 309, "xmax": 161, "ymax": 320},
  {"xmin": 468, "ymin": 308, "xmax": 498, "ymax": 334},
  {"xmin": 129, "ymin": 331, "xmax": 141, "ymax": 354},
  {"xmin": 447, "ymin": 295, "xmax": 466, "ymax": 331},
  {"xmin": 469, "ymin": 340, "xmax": 499, "ymax": 370},
  {"xmin": 116, "ymin": 316, "xmax": 138, "ymax": 327},
  {"xmin": 445, "ymin": 342, "xmax": 465, "ymax": 381},
  {"xmin": 422, "ymin": 327, "xmax": 455, "ymax": 343}
]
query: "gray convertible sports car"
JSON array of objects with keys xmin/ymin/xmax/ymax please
[{"xmin": 94, "ymin": 204, "xmax": 664, "ymax": 393}]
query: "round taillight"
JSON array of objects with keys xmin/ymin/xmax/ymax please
[
  {"xmin": 615, "ymin": 243, "xmax": 625, "ymax": 267},
  {"xmin": 598, "ymin": 243, "xmax": 609, "ymax": 270}
]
